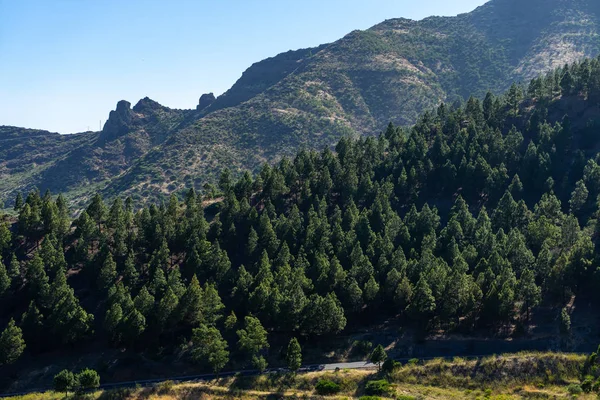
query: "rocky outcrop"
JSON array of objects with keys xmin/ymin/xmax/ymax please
[
  {"xmin": 98, "ymin": 100, "xmax": 134, "ymax": 144},
  {"xmin": 197, "ymin": 93, "xmax": 216, "ymax": 111},
  {"xmin": 133, "ymin": 97, "xmax": 168, "ymax": 113}
]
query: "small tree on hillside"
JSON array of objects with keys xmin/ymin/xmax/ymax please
[
  {"xmin": 0, "ymin": 318, "xmax": 25, "ymax": 365},
  {"xmin": 286, "ymin": 337, "xmax": 302, "ymax": 372},
  {"xmin": 237, "ymin": 316, "xmax": 269, "ymax": 369},
  {"xmin": 77, "ymin": 368, "xmax": 100, "ymax": 392},
  {"xmin": 252, "ymin": 355, "xmax": 268, "ymax": 372},
  {"xmin": 190, "ymin": 324, "xmax": 229, "ymax": 374},
  {"xmin": 54, "ymin": 369, "xmax": 76, "ymax": 396},
  {"xmin": 518, "ymin": 269, "xmax": 541, "ymax": 322},
  {"xmin": 14, "ymin": 193, "xmax": 23, "ymax": 211},
  {"xmin": 560, "ymin": 307, "xmax": 571, "ymax": 335},
  {"xmin": 370, "ymin": 344, "xmax": 387, "ymax": 371}
]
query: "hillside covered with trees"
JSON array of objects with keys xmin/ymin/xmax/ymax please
[
  {"xmin": 2, "ymin": 0, "xmax": 600, "ymax": 208},
  {"xmin": 1, "ymin": 56, "xmax": 600, "ymax": 390}
]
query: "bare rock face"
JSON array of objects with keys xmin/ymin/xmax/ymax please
[
  {"xmin": 197, "ymin": 93, "xmax": 216, "ymax": 111},
  {"xmin": 99, "ymin": 100, "xmax": 134, "ymax": 143}
]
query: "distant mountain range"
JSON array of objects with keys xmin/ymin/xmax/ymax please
[{"xmin": 2, "ymin": 0, "xmax": 600, "ymax": 207}]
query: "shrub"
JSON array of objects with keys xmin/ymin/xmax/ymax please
[
  {"xmin": 359, "ymin": 397, "xmax": 381, "ymax": 400},
  {"xmin": 567, "ymin": 383, "xmax": 583, "ymax": 395},
  {"xmin": 365, "ymin": 379, "xmax": 392, "ymax": 396},
  {"xmin": 581, "ymin": 375, "xmax": 594, "ymax": 393},
  {"xmin": 77, "ymin": 369, "xmax": 100, "ymax": 391},
  {"xmin": 53, "ymin": 369, "xmax": 76, "ymax": 394},
  {"xmin": 382, "ymin": 358, "xmax": 400, "ymax": 374},
  {"xmin": 102, "ymin": 387, "xmax": 137, "ymax": 400},
  {"xmin": 153, "ymin": 380, "xmax": 175, "ymax": 394},
  {"xmin": 397, "ymin": 396, "xmax": 417, "ymax": 400},
  {"xmin": 315, "ymin": 379, "xmax": 341, "ymax": 395}
]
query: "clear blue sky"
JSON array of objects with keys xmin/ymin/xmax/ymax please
[{"xmin": 0, "ymin": 0, "xmax": 487, "ymax": 133}]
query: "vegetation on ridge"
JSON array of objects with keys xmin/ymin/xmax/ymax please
[
  {"xmin": 2, "ymin": 57, "xmax": 600, "ymax": 390},
  {"xmin": 3, "ymin": 0, "xmax": 600, "ymax": 206}
]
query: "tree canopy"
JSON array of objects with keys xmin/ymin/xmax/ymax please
[{"xmin": 2, "ymin": 58, "xmax": 600, "ymax": 376}]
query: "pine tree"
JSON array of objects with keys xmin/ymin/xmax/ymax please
[
  {"xmin": 0, "ymin": 319, "xmax": 25, "ymax": 364},
  {"xmin": 97, "ymin": 252, "xmax": 117, "ymax": 290},
  {"xmin": 205, "ymin": 242, "xmax": 231, "ymax": 283},
  {"xmin": 507, "ymin": 83, "xmax": 524, "ymax": 116},
  {"xmin": 518, "ymin": 269, "xmax": 541, "ymax": 322},
  {"xmin": 246, "ymin": 227, "xmax": 259, "ymax": 259},
  {"xmin": 409, "ymin": 275, "xmax": 436, "ymax": 322},
  {"xmin": 55, "ymin": 194, "xmax": 71, "ymax": 239},
  {"xmin": 8, "ymin": 254, "xmax": 21, "ymax": 287},
  {"xmin": 167, "ymin": 266, "xmax": 185, "ymax": 298},
  {"xmin": 134, "ymin": 286, "xmax": 155, "ymax": 317},
  {"xmin": 121, "ymin": 308, "xmax": 146, "ymax": 344},
  {"xmin": 104, "ymin": 303, "xmax": 123, "ymax": 343},
  {"xmin": 258, "ymin": 213, "xmax": 279, "ymax": 257},
  {"xmin": 87, "ymin": 194, "xmax": 107, "ymax": 230},
  {"xmin": 54, "ymin": 370, "xmax": 76, "ymax": 396},
  {"xmin": 26, "ymin": 253, "xmax": 49, "ymax": 304},
  {"xmin": 20, "ymin": 301, "xmax": 43, "ymax": 352},
  {"xmin": 284, "ymin": 337, "xmax": 302, "ymax": 372},
  {"xmin": 219, "ymin": 168, "xmax": 233, "ymax": 193},
  {"xmin": 14, "ymin": 193, "xmax": 23, "ymax": 211},
  {"xmin": 561, "ymin": 69, "xmax": 575, "ymax": 95},
  {"xmin": 46, "ymin": 271, "xmax": 94, "ymax": 344},
  {"xmin": 155, "ymin": 287, "xmax": 179, "ymax": 329},
  {"xmin": 560, "ymin": 307, "xmax": 571, "ymax": 335},
  {"xmin": 0, "ymin": 261, "xmax": 10, "ymax": 296},
  {"xmin": 224, "ymin": 311, "xmax": 238, "ymax": 331},
  {"xmin": 122, "ymin": 251, "xmax": 139, "ymax": 287},
  {"xmin": 237, "ymin": 316, "xmax": 269, "ymax": 357},
  {"xmin": 191, "ymin": 324, "xmax": 229, "ymax": 374},
  {"xmin": 177, "ymin": 275, "xmax": 203, "ymax": 325},
  {"xmin": 394, "ymin": 276, "xmax": 413, "ymax": 310},
  {"xmin": 0, "ymin": 221, "xmax": 11, "ymax": 257},
  {"xmin": 570, "ymin": 180, "xmax": 589, "ymax": 213},
  {"xmin": 363, "ymin": 276, "xmax": 380, "ymax": 304},
  {"xmin": 149, "ymin": 267, "xmax": 167, "ymax": 297},
  {"xmin": 303, "ymin": 293, "xmax": 346, "ymax": 335},
  {"xmin": 41, "ymin": 195, "xmax": 59, "ymax": 235},
  {"xmin": 202, "ymin": 283, "xmax": 224, "ymax": 325},
  {"xmin": 370, "ymin": 344, "xmax": 387, "ymax": 370}
]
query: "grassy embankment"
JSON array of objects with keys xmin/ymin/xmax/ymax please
[{"xmin": 6, "ymin": 351, "xmax": 598, "ymax": 399}]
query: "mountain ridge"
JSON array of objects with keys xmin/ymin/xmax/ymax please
[{"xmin": 3, "ymin": 0, "xmax": 600, "ymax": 207}]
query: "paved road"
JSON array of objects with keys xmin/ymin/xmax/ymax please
[
  {"xmin": 320, "ymin": 360, "xmax": 376, "ymax": 370},
  {"xmin": 0, "ymin": 359, "xmax": 377, "ymax": 397}
]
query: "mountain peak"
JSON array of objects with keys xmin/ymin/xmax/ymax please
[
  {"xmin": 115, "ymin": 100, "xmax": 131, "ymax": 113},
  {"xmin": 197, "ymin": 93, "xmax": 216, "ymax": 111},
  {"xmin": 99, "ymin": 100, "xmax": 134, "ymax": 143},
  {"xmin": 133, "ymin": 97, "xmax": 167, "ymax": 113}
]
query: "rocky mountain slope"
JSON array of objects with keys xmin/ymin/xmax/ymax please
[{"xmin": 2, "ymin": 0, "xmax": 600, "ymax": 206}]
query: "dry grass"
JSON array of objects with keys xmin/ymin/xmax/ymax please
[
  {"xmin": 4, "ymin": 352, "xmax": 595, "ymax": 400},
  {"xmin": 391, "ymin": 352, "xmax": 585, "ymax": 390}
]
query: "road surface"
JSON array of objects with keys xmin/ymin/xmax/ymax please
[
  {"xmin": 0, "ymin": 359, "xmax": 377, "ymax": 397},
  {"xmin": 320, "ymin": 360, "xmax": 375, "ymax": 370}
]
